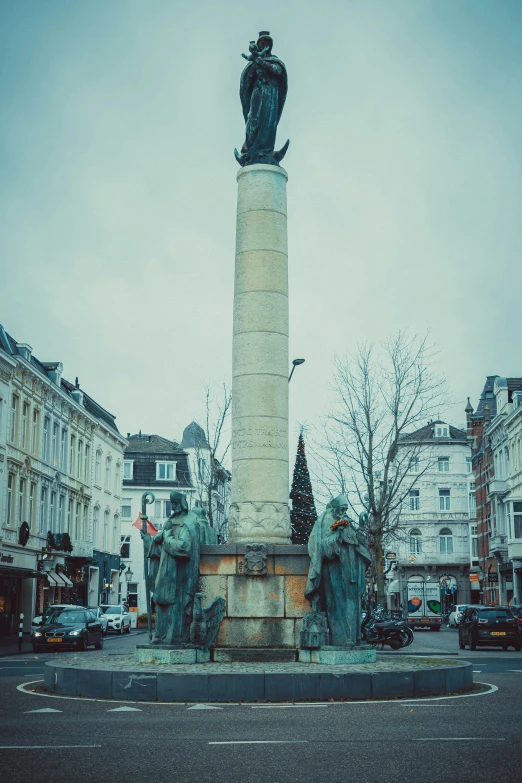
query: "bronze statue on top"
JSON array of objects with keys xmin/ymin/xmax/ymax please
[{"xmin": 234, "ymin": 31, "xmax": 289, "ymax": 167}]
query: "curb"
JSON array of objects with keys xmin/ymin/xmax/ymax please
[{"xmin": 42, "ymin": 660, "xmax": 474, "ymax": 703}]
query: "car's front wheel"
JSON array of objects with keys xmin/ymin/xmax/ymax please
[
  {"xmin": 94, "ymin": 636, "xmax": 103, "ymax": 650},
  {"xmin": 514, "ymin": 641, "xmax": 521, "ymax": 652},
  {"xmin": 126, "ymin": 623, "xmax": 131, "ymax": 634}
]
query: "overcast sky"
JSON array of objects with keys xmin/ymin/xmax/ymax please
[{"xmin": 1, "ymin": 0, "xmax": 521, "ymax": 452}]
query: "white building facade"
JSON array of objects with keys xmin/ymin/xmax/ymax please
[
  {"xmin": 0, "ymin": 324, "xmax": 126, "ymax": 638},
  {"xmin": 387, "ymin": 421, "xmax": 475, "ymax": 611}
]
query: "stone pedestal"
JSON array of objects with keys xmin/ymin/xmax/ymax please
[
  {"xmin": 134, "ymin": 645, "xmax": 210, "ymax": 664},
  {"xmin": 229, "ymin": 164, "xmax": 291, "ymax": 545},
  {"xmin": 298, "ymin": 646, "xmax": 376, "ymax": 665}
]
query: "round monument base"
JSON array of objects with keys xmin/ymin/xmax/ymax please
[{"xmin": 42, "ymin": 655, "xmax": 473, "ymax": 703}]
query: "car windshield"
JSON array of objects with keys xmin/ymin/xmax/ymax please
[
  {"xmin": 45, "ymin": 610, "xmax": 87, "ymax": 625},
  {"xmin": 102, "ymin": 606, "xmax": 122, "ymax": 615},
  {"xmin": 477, "ymin": 610, "xmax": 512, "ymax": 620}
]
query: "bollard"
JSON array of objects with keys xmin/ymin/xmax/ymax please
[{"xmin": 18, "ymin": 613, "xmax": 24, "ymax": 653}]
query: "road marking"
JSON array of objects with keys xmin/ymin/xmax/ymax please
[
  {"xmin": 16, "ymin": 680, "xmax": 499, "ymax": 706},
  {"xmin": 24, "ymin": 708, "xmax": 62, "ymax": 713},
  {"xmin": 187, "ymin": 705, "xmax": 223, "ymax": 710},
  {"xmin": 209, "ymin": 741, "xmax": 308, "ymax": 745},
  {"xmin": 414, "ymin": 738, "xmax": 505, "ymax": 742},
  {"xmin": 252, "ymin": 704, "xmax": 329, "ymax": 709},
  {"xmin": 506, "ymin": 670, "xmax": 522, "ymax": 673},
  {"xmin": 0, "ymin": 745, "xmax": 101, "ymax": 750},
  {"xmin": 107, "ymin": 706, "xmax": 142, "ymax": 712},
  {"xmin": 472, "ymin": 671, "xmax": 482, "ymax": 673}
]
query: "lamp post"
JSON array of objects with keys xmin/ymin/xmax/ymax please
[
  {"xmin": 124, "ymin": 566, "xmax": 134, "ymax": 602},
  {"xmin": 288, "ymin": 357, "xmax": 305, "ymax": 383}
]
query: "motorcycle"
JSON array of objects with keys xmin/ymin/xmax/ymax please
[{"xmin": 361, "ymin": 608, "xmax": 414, "ymax": 650}]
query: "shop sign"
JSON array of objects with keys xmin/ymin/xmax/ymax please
[
  {"xmin": 488, "ymin": 573, "xmax": 499, "ymax": 584},
  {"xmin": 0, "ymin": 547, "xmax": 37, "ymax": 570}
]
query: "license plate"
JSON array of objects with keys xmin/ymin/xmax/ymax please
[
  {"xmin": 491, "ymin": 631, "xmax": 506, "ymax": 636},
  {"xmin": 47, "ymin": 638, "xmax": 62, "ymax": 642},
  {"xmin": 420, "ymin": 618, "xmax": 429, "ymax": 622}
]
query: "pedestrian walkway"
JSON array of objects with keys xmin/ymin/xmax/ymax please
[{"xmin": 0, "ymin": 634, "xmax": 33, "ymax": 657}]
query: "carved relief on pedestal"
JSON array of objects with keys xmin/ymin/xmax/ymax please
[
  {"xmin": 228, "ymin": 501, "xmax": 291, "ymax": 543},
  {"xmin": 244, "ymin": 543, "xmax": 268, "ymax": 575}
]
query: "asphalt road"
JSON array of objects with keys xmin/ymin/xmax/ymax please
[{"xmin": 0, "ymin": 628, "xmax": 521, "ymax": 783}]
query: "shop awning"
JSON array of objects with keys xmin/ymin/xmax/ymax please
[
  {"xmin": 387, "ymin": 579, "xmax": 400, "ymax": 594},
  {"xmin": 46, "ymin": 572, "xmax": 62, "ymax": 586},
  {"xmin": 57, "ymin": 573, "xmax": 73, "ymax": 587},
  {"xmin": 0, "ymin": 567, "xmax": 40, "ymax": 579}
]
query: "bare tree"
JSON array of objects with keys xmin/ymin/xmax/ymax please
[
  {"xmin": 318, "ymin": 331, "xmax": 448, "ymax": 604},
  {"xmin": 191, "ymin": 383, "xmax": 232, "ymax": 542}
]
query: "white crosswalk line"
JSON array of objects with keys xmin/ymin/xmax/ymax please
[
  {"xmin": 188, "ymin": 704, "xmax": 223, "ymax": 710},
  {"xmin": 24, "ymin": 708, "xmax": 63, "ymax": 713}
]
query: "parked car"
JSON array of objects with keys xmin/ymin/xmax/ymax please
[
  {"xmin": 100, "ymin": 604, "xmax": 132, "ymax": 634},
  {"xmin": 88, "ymin": 607, "xmax": 109, "ymax": 636},
  {"xmin": 509, "ymin": 605, "xmax": 522, "ymax": 633},
  {"xmin": 32, "ymin": 604, "xmax": 83, "ymax": 630},
  {"xmin": 31, "ymin": 607, "xmax": 103, "ymax": 652},
  {"xmin": 458, "ymin": 606, "xmax": 521, "ymax": 651},
  {"xmin": 448, "ymin": 604, "xmax": 468, "ymax": 628}
]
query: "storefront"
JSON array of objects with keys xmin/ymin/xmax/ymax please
[
  {"xmin": 91, "ymin": 551, "xmax": 120, "ymax": 607},
  {"xmin": 0, "ymin": 545, "xmax": 39, "ymax": 636}
]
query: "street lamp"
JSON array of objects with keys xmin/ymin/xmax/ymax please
[
  {"xmin": 288, "ymin": 358, "xmax": 305, "ymax": 383},
  {"xmin": 124, "ymin": 566, "xmax": 134, "ymax": 604}
]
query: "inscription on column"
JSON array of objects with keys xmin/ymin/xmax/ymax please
[{"xmin": 233, "ymin": 426, "xmax": 287, "ymax": 451}]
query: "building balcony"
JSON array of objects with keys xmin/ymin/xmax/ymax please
[
  {"xmin": 488, "ymin": 479, "xmax": 509, "ymax": 497},
  {"xmin": 70, "ymin": 540, "xmax": 94, "ymax": 559},
  {"xmin": 489, "ymin": 534, "xmax": 508, "ymax": 561},
  {"xmin": 507, "ymin": 542, "xmax": 522, "ymax": 561}
]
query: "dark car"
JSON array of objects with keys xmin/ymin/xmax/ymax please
[
  {"xmin": 31, "ymin": 608, "xmax": 104, "ymax": 653},
  {"xmin": 509, "ymin": 605, "xmax": 522, "ymax": 634},
  {"xmin": 458, "ymin": 606, "xmax": 521, "ymax": 651}
]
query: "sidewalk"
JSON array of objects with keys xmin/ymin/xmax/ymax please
[{"xmin": 0, "ymin": 634, "xmax": 33, "ymax": 657}]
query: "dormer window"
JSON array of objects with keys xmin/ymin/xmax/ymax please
[
  {"xmin": 156, "ymin": 461, "xmax": 176, "ymax": 480},
  {"xmin": 435, "ymin": 425, "xmax": 449, "ymax": 438}
]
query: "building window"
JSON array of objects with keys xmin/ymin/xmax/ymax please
[
  {"xmin": 58, "ymin": 495, "xmax": 64, "ymax": 534},
  {"xmin": 105, "ymin": 457, "xmax": 112, "ymax": 490},
  {"xmin": 60, "ymin": 429, "xmax": 67, "ymax": 469},
  {"xmin": 77, "ymin": 439, "xmax": 83, "ymax": 479},
  {"xmin": 40, "ymin": 487, "xmax": 47, "ymax": 533},
  {"xmin": 123, "ymin": 461, "xmax": 133, "ymax": 480},
  {"xmin": 93, "ymin": 507, "xmax": 99, "ymax": 545},
  {"xmin": 31, "ymin": 409, "xmax": 38, "ymax": 454},
  {"xmin": 82, "ymin": 505, "xmax": 88, "ymax": 540},
  {"xmin": 409, "ymin": 457, "xmax": 419, "ymax": 473},
  {"xmin": 439, "ymin": 489, "xmax": 451, "ymax": 511},
  {"xmin": 67, "ymin": 498, "xmax": 73, "ymax": 534},
  {"xmin": 113, "ymin": 516, "xmax": 119, "ymax": 553},
  {"xmin": 469, "ymin": 484, "xmax": 476, "ymax": 513},
  {"xmin": 29, "ymin": 483, "xmax": 36, "ymax": 531},
  {"xmin": 6, "ymin": 474, "xmax": 14, "ymax": 525},
  {"xmin": 409, "ymin": 528, "xmax": 423, "ymax": 554},
  {"xmin": 439, "ymin": 527, "xmax": 453, "ymax": 554},
  {"xmin": 121, "ymin": 535, "xmax": 131, "ymax": 559},
  {"xmin": 50, "ymin": 491, "xmax": 56, "ymax": 531},
  {"xmin": 21, "ymin": 402, "xmax": 28, "ymax": 448},
  {"xmin": 514, "ymin": 502, "xmax": 522, "ymax": 539},
  {"xmin": 10, "ymin": 395, "xmax": 18, "ymax": 442},
  {"xmin": 84, "ymin": 444, "xmax": 90, "ymax": 483},
  {"xmin": 121, "ymin": 499, "xmax": 132, "ymax": 518},
  {"xmin": 409, "ymin": 490, "xmax": 420, "ymax": 511},
  {"xmin": 435, "ymin": 425, "xmax": 449, "ymax": 438},
  {"xmin": 114, "ymin": 462, "xmax": 120, "ymax": 495},
  {"xmin": 471, "ymin": 537, "xmax": 478, "ymax": 557},
  {"xmin": 103, "ymin": 511, "xmax": 109, "ymax": 550},
  {"xmin": 18, "ymin": 478, "xmax": 26, "ymax": 525},
  {"xmin": 154, "ymin": 499, "xmax": 172, "ymax": 519},
  {"xmin": 438, "ymin": 457, "xmax": 449, "ymax": 472},
  {"xmin": 95, "ymin": 450, "xmax": 101, "ymax": 485},
  {"xmin": 51, "ymin": 423, "xmax": 59, "ymax": 468},
  {"xmin": 466, "ymin": 457, "xmax": 472, "ymax": 474},
  {"xmin": 43, "ymin": 416, "xmax": 50, "ymax": 461},
  {"xmin": 156, "ymin": 462, "xmax": 176, "ymax": 480},
  {"xmin": 69, "ymin": 434, "xmax": 75, "ymax": 475}
]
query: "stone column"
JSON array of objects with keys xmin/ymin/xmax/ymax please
[{"xmin": 228, "ymin": 164, "xmax": 291, "ymax": 545}]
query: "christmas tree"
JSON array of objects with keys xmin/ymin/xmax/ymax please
[{"xmin": 290, "ymin": 432, "xmax": 317, "ymax": 544}]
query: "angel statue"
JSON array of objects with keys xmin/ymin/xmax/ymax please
[
  {"xmin": 142, "ymin": 491, "xmax": 224, "ymax": 649},
  {"xmin": 234, "ymin": 31, "xmax": 289, "ymax": 167}
]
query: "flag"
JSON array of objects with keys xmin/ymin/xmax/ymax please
[{"xmin": 132, "ymin": 512, "xmax": 158, "ymax": 537}]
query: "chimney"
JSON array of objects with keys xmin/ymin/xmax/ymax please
[
  {"xmin": 484, "ymin": 404, "xmax": 491, "ymax": 426},
  {"xmin": 127, "ymin": 432, "xmax": 131, "ymax": 438},
  {"xmin": 465, "ymin": 397, "xmax": 474, "ymax": 435}
]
